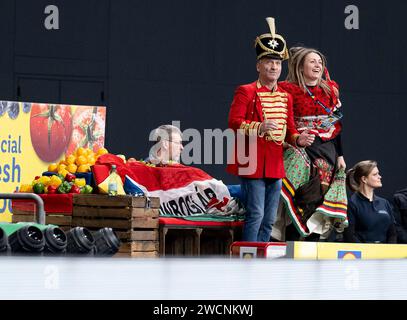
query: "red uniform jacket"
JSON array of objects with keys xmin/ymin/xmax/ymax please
[{"xmin": 227, "ymin": 81, "xmax": 299, "ymax": 179}]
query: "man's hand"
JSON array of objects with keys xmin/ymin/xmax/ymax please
[
  {"xmin": 296, "ymin": 130, "xmax": 315, "ymax": 147},
  {"xmin": 259, "ymin": 119, "xmax": 279, "ymax": 134}
]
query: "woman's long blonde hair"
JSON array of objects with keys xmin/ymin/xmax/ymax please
[{"xmin": 286, "ymin": 47, "xmax": 336, "ymax": 97}]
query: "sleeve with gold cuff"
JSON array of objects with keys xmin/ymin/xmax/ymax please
[{"xmin": 239, "ymin": 121, "xmax": 262, "ymax": 137}]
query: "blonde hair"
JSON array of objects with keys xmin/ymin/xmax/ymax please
[
  {"xmin": 286, "ymin": 47, "xmax": 336, "ymax": 97},
  {"xmin": 346, "ymin": 160, "xmax": 378, "ymax": 192}
]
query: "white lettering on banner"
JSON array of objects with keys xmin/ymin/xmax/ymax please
[{"xmin": 157, "ymin": 184, "xmax": 226, "ymax": 216}]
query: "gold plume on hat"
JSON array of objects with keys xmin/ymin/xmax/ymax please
[{"xmin": 266, "ymin": 17, "xmax": 276, "ymax": 38}]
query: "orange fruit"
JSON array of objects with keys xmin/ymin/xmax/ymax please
[
  {"xmin": 76, "ymin": 147, "xmax": 87, "ymax": 157},
  {"xmin": 57, "ymin": 163, "xmax": 67, "ymax": 172},
  {"xmin": 76, "ymin": 155, "xmax": 87, "ymax": 166},
  {"xmin": 48, "ymin": 163, "xmax": 58, "ymax": 172},
  {"xmin": 58, "ymin": 159, "xmax": 67, "ymax": 166},
  {"xmin": 86, "ymin": 155, "xmax": 96, "ymax": 166},
  {"xmin": 67, "ymin": 163, "xmax": 78, "ymax": 174},
  {"xmin": 97, "ymin": 147, "xmax": 108, "ymax": 156},
  {"xmin": 77, "ymin": 164, "xmax": 91, "ymax": 173},
  {"xmin": 65, "ymin": 154, "xmax": 76, "ymax": 165}
]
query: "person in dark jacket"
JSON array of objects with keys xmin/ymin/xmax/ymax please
[
  {"xmin": 344, "ymin": 160, "xmax": 397, "ymax": 243},
  {"xmin": 392, "ymin": 188, "xmax": 407, "ymax": 243}
]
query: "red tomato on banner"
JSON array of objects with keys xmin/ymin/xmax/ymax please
[
  {"xmin": 30, "ymin": 104, "xmax": 73, "ymax": 162},
  {"xmin": 66, "ymin": 106, "xmax": 106, "ymax": 156}
]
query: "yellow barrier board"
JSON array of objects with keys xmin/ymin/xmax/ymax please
[
  {"xmin": 286, "ymin": 241, "xmax": 407, "ymax": 260},
  {"xmin": 0, "ymin": 101, "xmax": 106, "ymax": 222}
]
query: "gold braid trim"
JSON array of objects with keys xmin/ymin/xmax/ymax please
[
  {"xmin": 263, "ymin": 112, "xmax": 288, "ymax": 119},
  {"xmin": 257, "ymin": 92, "xmax": 287, "ymax": 98},
  {"xmin": 240, "ymin": 121, "xmax": 261, "ymax": 137},
  {"xmin": 258, "ymin": 91, "xmax": 289, "ymax": 145},
  {"xmin": 262, "ymin": 103, "xmax": 287, "ymax": 108},
  {"xmin": 259, "ymin": 97, "xmax": 288, "ymax": 103},
  {"xmin": 265, "ymin": 124, "xmax": 287, "ymax": 145}
]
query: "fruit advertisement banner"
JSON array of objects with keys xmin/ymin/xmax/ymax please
[{"xmin": 0, "ymin": 101, "xmax": 106, "ymax": 222}]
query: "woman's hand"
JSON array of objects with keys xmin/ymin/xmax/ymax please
[
  {"xmin": 296, "ymin": 130, "xmax": 315, "ymax": 147},
  {"xmin": 337, "ymin": 156, "xmax": 346, "ymax": 170}
]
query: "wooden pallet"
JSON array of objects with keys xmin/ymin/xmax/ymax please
[
  {"xmin": 11, "ymin": 209, "xmax": 72, "ymax": 232},
  {"xmin": 72, "ymin": 194, "xmax": 160, "ymax": 258}
]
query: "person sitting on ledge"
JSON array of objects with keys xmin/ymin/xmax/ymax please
[
  {"xmin": 344, "ymin": 160, "xmax": 397, "ymax": 243},
  {"xmin": 121, "ymin": 124, "xmax": 242, "ymax": 216},
  {"xmin": 128, "ymin": 124, "xmax": 184, "ymax": 166}
]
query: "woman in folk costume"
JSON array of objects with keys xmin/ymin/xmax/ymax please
[{"xmin": 278, "ymin": 47, "xmax": 348, "ymax": 240}]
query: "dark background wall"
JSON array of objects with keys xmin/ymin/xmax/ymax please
[{"xmin": 0, "ymin": 0, "xmax": 406, "ymax": 198}]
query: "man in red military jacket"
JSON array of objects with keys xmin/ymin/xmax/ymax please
[{"xmin": 227, "ymin": 17, "xmax": 314, "ymax": 242}]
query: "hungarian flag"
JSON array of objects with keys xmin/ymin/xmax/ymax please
[{"xmin": 93, "ymin": 154, "xmax": 231, "ymax": 216}]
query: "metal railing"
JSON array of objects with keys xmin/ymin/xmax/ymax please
[{"xmin": 0, "ymin": 193, "xmax": 45, "ymax": 225}]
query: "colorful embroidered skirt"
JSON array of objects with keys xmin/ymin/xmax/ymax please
[{"xmin": 281, "ymin": 143, "xmax": 348, "ymax": 237}]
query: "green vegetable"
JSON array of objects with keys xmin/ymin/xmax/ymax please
[
  {"xmin": 57, "ymin": 181, "xmax": 72, "ymax": 194},
  {"xmin": 81, "ymin": 185, "xmax": 93, "ymax": 194},
  {"xmin": 33, "ymin": 182, "xmax": 45, "ymax": 194}
]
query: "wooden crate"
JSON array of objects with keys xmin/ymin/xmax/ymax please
[
  {"xmin": 11, "ymin": 209, "xmax": 72, "ymax": 232},
  {"xmin": 72, "ymin": 194, "xmax": 160, "ymax": 258},
  {"xmin": 160, "ymin": 225, "xmax": 243, "ymax": 257}
]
